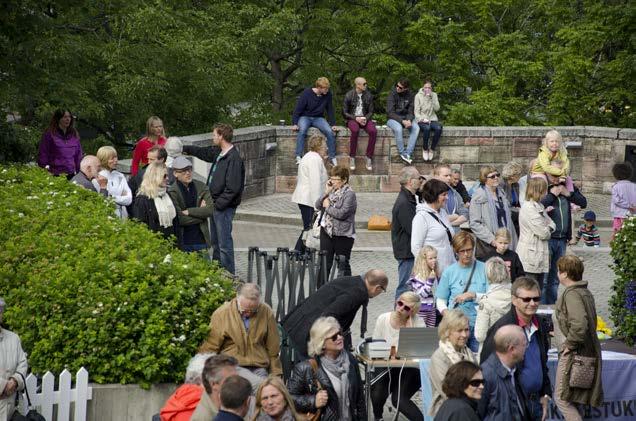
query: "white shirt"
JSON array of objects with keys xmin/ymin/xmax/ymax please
[{"xmin": 373, "ymin": 312, "xmax": 424, "ymax": 347}]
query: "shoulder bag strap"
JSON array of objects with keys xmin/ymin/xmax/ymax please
[
  {"xmin": 426, "ymin": 211, "xmax": 453, "ymax": 244},
  {"xmin": 309, "ymin": 358, "xmax": 322, "ymax": 390},
  {"xmin": 462, "ymin": 261, "xmax": 477, "ymax": 294},
  {"xmin": 15, "ymin": 372, "xmax": 32, "ymax": 407}
]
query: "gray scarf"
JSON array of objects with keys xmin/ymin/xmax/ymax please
[
  {"xmin": 320, "ymin": 351, "xmax": 351, "ymax": 420},
  {"xmin": 255, "ymin": 407, "xmax": 295, "ymax": 421},
  {"xmin": 481, "ymin": 185, "xmax": 516, "ymax": 249}
]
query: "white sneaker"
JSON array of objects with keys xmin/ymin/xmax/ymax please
[
  {"xmin": 295, "ymin": 156, "xmax": 301, "ymax": 165},
  {"xmin": 331, "ymin": 157, "xmax": 338, "ymax": 166},
  {"xmin": 400, "ymin": 154, "xmax": 412, "ymax": 165},
  {"xmin": 429, "ymin": 149, "xmax": 435, "ymax": 160},
  {"xmin": 423, "ymin": 150, "xmax": 429, "ymax": 161},
  {"xmin": 366, "ymin": 157, "xmax": 373, "ymax": 170},
  {"xmin": 349, "ymin": 157, "xmax": 356, "ymax": 170}
]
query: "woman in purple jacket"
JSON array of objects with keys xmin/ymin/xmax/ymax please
[{"xmin": 38, "ymin": 109, "xmax": 83, "ymax": 178}]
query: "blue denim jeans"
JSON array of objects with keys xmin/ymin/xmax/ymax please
[
  {"xmin": 543, "ymin": 238, "xmax": 567, "ymax": 304},
  {"xmin": 395, "ymin": 258, "xmax": 414, "ymax": 300},
  {"xmin": 182, "ymin": 243, "xmax": 211, "ymax": 260},
  {"xmin": 387, "ymin": 118, "xmax": 419, "ymax": 156},
  {"xmin": 295, "ymin": 116, "xmax": 336, "ymax": 158},
  {"xmin": 467, "ymin": 326, "xmax": 479, "ymax": 353},
  {"xmin": 210, "ymin": 207, "xmax": 237, "ymax": 274},
  {"xmin": 526, "ymin": 395, "xmax": 544, "ymax": 421},
  {"xmin": 418, "ymin": 121, "xmax": 443, "ymax": 150}
]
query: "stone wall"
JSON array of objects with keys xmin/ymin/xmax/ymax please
[{"xmin": 182, "ymin": 126, "xmax": 636, "ymax": 197}]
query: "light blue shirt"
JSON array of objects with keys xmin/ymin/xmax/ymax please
[{"xmin": 435, "ymin": 260, "xmax": 488, "ymax": 325}]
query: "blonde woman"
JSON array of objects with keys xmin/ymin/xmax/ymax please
[
  {"xmin": 287, "ymin": 317, "xmax": 366, "ymax": 421},
  {"xmin": 517, "ymin": 178, "xmax": 556, "ymax": 290},
  {"xmin": 131, "ymin": 116, "xmax": 167, "ymax": 175},
  {"xmin": 251, "ymin": 376, "xmax": 299, "ymax": 421},
  {"xmin": 371, "ymin": 291, "xmax": 425, "ymax": 421},
  {"xmin": 132, "ymin": 163, "xmax": 177, "ymax": 239},
  {"xmin": 474, "ymin": 257, "xmax": 512, "ymax": 353},
  {"xmin": 96, "ymin": 146, "xmax": 132, "ymax": 219},
  {"xmin": 429, "ymin": 309, "xmax": 478, "ymax": 416}
]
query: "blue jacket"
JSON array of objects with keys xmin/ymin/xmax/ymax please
[
  {"xmin": 292, "ymin": 87, "xmax": 336, "ymax": 125},
  {"xmin": 478, "ymin": 354, "xmax": 531, "ymax": 421},
  {"xmin": 213, "ymin": 409, "xmax": 244, "ymax": 421}
]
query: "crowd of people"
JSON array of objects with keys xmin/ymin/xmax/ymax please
[{"xmin": 22, "ymin": 96, "xmax": 635, "ymax": 421}]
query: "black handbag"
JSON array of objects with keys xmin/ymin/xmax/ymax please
[{"xmin": 10, "ymin": 373, "xmax": 45, "ymax": 421}]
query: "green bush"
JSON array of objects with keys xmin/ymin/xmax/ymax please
[
  {"xmin": 0, "ymin": 165, "xmax": 234, "ymax": 386},
  {"xmin": 0, "ymin": 122, "xmax": 41, "ymax": 163},
  {"xmin": 609, "ymin": 216, "xmax": 636, "ymax": 346}
]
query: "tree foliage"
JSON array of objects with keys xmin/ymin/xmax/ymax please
[{"xmin": 1, "ymin": 0, "xmax": 633, "ymax": 147}]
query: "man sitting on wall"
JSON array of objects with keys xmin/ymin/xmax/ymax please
[{"xmin": 199, "ymin": 283, "xmax": 282, "ymax": 378}]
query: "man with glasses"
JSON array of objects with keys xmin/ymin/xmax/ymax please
[
  {"xmin": 281, "ymin": 269, "xmax": 389, "ymax": 358},
  {"xmin": 386, "ymin": 78, "xmax": 419, "ymax": 164},
  {"xmin": 168, "ymin": 156, "xmax": 215, "ymax": 255},
  {"xmin": 292, "ymin": 77, "xmax": 338, "ymax": 166},
  {"xmin": 391, "ymin": 166, "xmax": 423, "ymax": 299},
  {"xmin": 199, "ymin": 283, "xmax": 282, "ymax": 378},
  {"xmin": 479, "ymin": 324, "xmax": 531, "ymax": 421},
  {"xmin": 343, "ymin": 77, "xmax": 377, "ymax": 171},
  {"xmin": 434, "ymin": 164, "xmax": 469, "ymax": 234},
  {"xmin": 480, "ymin": 277, "xmax": 552, "ymax": 421}
]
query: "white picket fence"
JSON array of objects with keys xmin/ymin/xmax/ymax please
[{"xmin": 17, "ymin": 367, "xmax": 92, "ymax": 421}]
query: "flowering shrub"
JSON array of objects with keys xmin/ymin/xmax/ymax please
[
  {"xmin": 0, "ymin": 122, "xmax": 40, "ymax": 163},
  {"xmin": 609, "ymin": 216, "xmax": 636, "ymax": 345},
  {"xmin": 0, "ymin": 165, "xmax": 234, "ymax": 386}
]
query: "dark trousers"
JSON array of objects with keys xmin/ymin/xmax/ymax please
[
  {"xmin": 418, "ymin": 121, "xmax": 443, "ymax": 150},
  {"xmin": 319, "ymin": 227, "xmax": 354, "ymax": 285},
  {"xmin": 525, "ymin": 272, "xmax": 545, "ymax": 292},
  {"xmin": 347, "ymin": 119, "xmax": 378, "ymax": 158},
  {"xmin": 544, "ymin": 238, "xmax": 567, "ymax": 304},
  {"xmin": 371, "ymin": 367, "xmax": 424, "ymax": 421},
  {"xmin": 295, "ymin": 204, "xmax": 315, "ymax": 252}
]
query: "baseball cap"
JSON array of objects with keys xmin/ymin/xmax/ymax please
[
  {"xmin": 172, "ymin": 156, "xmax": 193, "ymax": 170},
  {"xmin": 583, "ymin": 210, "xmax": 596, "ymax": 221}
]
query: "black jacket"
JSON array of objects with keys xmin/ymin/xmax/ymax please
[
  {"xmin": 281, "ymin": 276, "xmax": 369, "ymax": 357},
  {"xmin": 342, "ymin": 89, "xmax": 374, "ymax": 121},
  {"xmin": 132, "ymin": 195, "xmax": 178, "ymax": 241},
  {"xmin": 386, "ymin": 87, "xmax": 415, "ymax": 122},
  {"xmin": 391, "ymin": 187, "xmax": 417, "ymax": 260},
  {"xmin": 478, "ymin": 353, "xmax": 532, "ymax": 421},
  {"xmin": 481, "ymin": 249, "xmax": 525, "ymax": 282},
  {"xmin": 182, "ymin": 144, "xmax": 245, "ymax": 211},
  {"xmin": 287, "ymin": 352, "xmax": 366, "ymax": 421},
  {"xmin": 540, "ymin": 186, "xmax": 587, "ymax": 241},
  {"xmin": 454, "ymin": 180, "xmax": 471, "ymax": 204},
  {"xmin": 480, "ymin": 307, "xmax": 552, "ymax": 397},
  {"xmin": 434, "ymin": 396, "xmax": 480, "ymax": 421}
]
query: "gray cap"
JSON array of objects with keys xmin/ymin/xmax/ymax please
[{"xmin": 172, "ymin": 156, "xmax": 193, "ymax": 170}]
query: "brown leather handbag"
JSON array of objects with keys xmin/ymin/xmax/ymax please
[
  {"xmin": 304, "ymin": 359, "xmax": 323, "ymax": 421},
  {"xmin": 569, "ymin": 354, "xmax": 597, "ymax": 389}
]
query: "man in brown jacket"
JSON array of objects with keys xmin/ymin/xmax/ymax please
[{"xmin": 200, "ymin": 283, "xmax": 282, "ymax": 377}]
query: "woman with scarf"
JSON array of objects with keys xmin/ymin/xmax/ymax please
[
  {"xmin": 315, "ymin": 166, "xmax": 357, "ymax": 282},
  {"xmin": 469, "ymin": 165, "xmax": 518, "ymax": 261},
  {"xmin": 251, "ymin": 376, "xmax": 299, "ymax": 421},
  {"xmin": 96, "ymin": 146, "xmax": 132, "ymax": 219},
  {"xmin": 287, "ymin": 317, "xmax": 366, "ymax": 421},
  {"xmin": 428, "ymin": 309, "xmax": 478, "ymax": 417},
  {"xmin": 371, "ymin": 291, "xmax": 425, "ymax": 421},
  {"xmin": 132, "ymin": 163, "xmax": 177, "ymax": 240}
]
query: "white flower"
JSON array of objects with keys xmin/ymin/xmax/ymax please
[
  {"xmin": 18, "ymin": 213, "xmax": 24, "ymax": 217},
  {"xmin": 148, "ymin": 263, "xmax": 155, "ymax": 268},
  {"xmin": 162, "ymin": 254, "xmax": 172, "ymax": 264}
]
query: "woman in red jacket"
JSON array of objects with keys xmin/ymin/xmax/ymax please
[{"xmin": 131, "ymin": 116, "xmax": 167, "ymax": 175}]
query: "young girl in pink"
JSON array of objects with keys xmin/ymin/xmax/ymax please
[
  {"xmin": 610, "ymin": 162, "xmax": 636, "ymax": 239},
  {"xmin": 407, "ymin": 245, "xmax": 440, "ymax": 327}
]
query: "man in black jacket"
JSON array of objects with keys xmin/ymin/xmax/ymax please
[
  {"xmin": 183, "ymin": 123, "xmax": 245, "ymax": 274},
  {"xmin": 343, "ymin": 76, "xmax": 377, "ymax": 171},
  {"xmin": 281, "ymin": 269, "xmax": 388, "ymax": 358},
  {"xmin": 480, "ymin": 277, "xmax": 552, "ymax": 421},
  {"xmin": 386, "ymin": 78, "xmax": 419, "ymax": 164},
  {"xmin": 540, "ymin": 171, "xmax": 587, "ymax": 304},
  {"xmin": 391, "ymin": 166, "xmax": 422, "ymax": 299}
]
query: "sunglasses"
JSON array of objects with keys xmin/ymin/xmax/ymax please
[
  {"xmin": 396, "ymin": 300, "xmax": 412, "ymax": 312},
  {"xmin": 468, "ymin": 379, "xmax": 485, "ymax": 387},
  {"xmin": 515, "ymin": 295, "xmax": 541, "ymax": 303},
  {"xmin": 396, "ymin": 84, "xmax": 406, "ymax": 90},
  {"xmin": 486, "ymin": 173, "xmax": 501, "ymax": 179},
  {"xmin": 327, "ymin": 331, "xmax": 343, "ymax": 342}
]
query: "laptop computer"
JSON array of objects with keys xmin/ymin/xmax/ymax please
[{"xmin": 396, "ymin": 327, "xmax": 438, "ymax": 359}]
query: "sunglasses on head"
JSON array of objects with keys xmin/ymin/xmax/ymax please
[
  {"xmin": 515, "ymin": 295, "xmax": 541, "ymax": 303},
  {"xmin": 486, "ymin": 173, "xmax": 500, "ymax": 179},
  {"xmin": 396, "ymin": 300, "xmax": 412, "ymax": 312},
  {"xmin": 468, "ymin": 379, "xmax": 485, "ymax": 387},
  {"xmin": 327, "ymin": 331, "xmax": 343, "ymax": 342}
]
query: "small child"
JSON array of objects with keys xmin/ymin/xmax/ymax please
[
  {"xmin": 482, "ymin": 228, "xmax": 525, "ymax": 282},
  {"xmin": 570, "ymin": 211, "xmax": 600, "ymax": 247},
  {"xmin": 610, "ymin": 162, "xmax": 636, "ymax": 239},
  {"xmin": 407, "ymin": 246, "xmax": 439, "ymax": 327},
  {"xmin": 531, "ymin": 129, "xmax": 574, "ymax": 191}
]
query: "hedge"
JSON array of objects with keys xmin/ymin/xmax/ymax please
[
  {"xmin": 609, "ymin": 216, "xmax": 636, "ymax": 346},
  {"xmin": 0, "ymin": 165, "xmax": 234, "ymax": 386}
]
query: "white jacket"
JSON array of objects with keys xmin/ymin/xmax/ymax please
[
  {"xmin": 0, "ymin": 328, "xmax": 28, "ymax": 421},
  {"xmin": 98, "ymin": 169, "xmax": 132, "ymax": 219},
  {"xmin": 291, "ymin": 151, "xmax": 328, "ymax": 208},
  {"xmin": 517, "ymin": 200, "xmax": 555, "ymax": 273},
  {"xmin": 411, "ymin": 202, "xmax": 456, "ymax": 274},
  {"xmin": 474, "ymin": 284, "xmax": 512, "ymax": 348}
]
